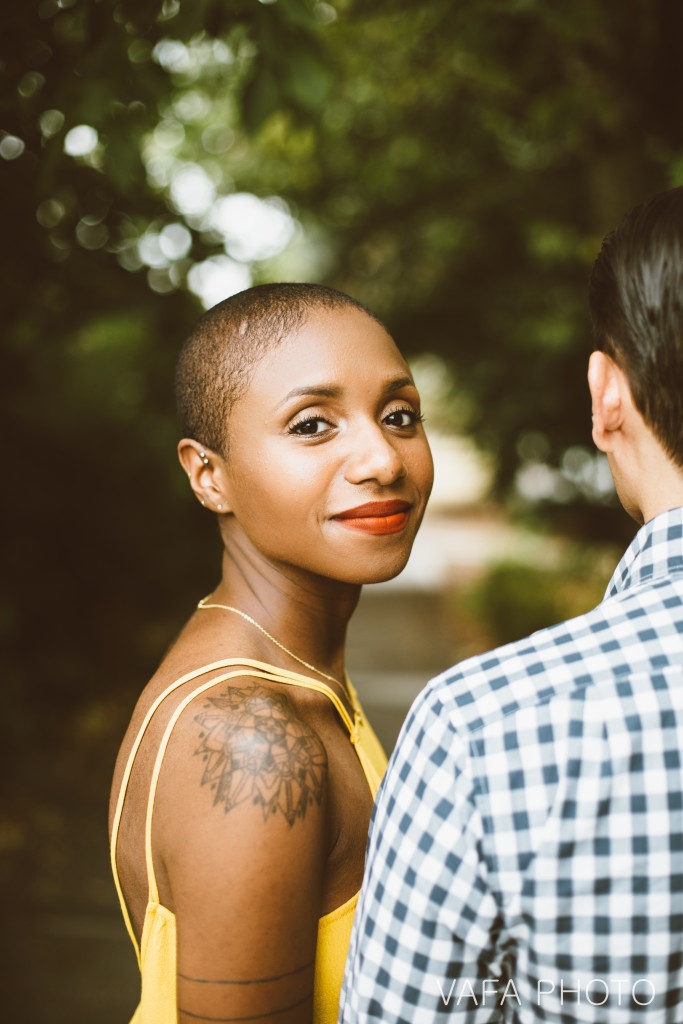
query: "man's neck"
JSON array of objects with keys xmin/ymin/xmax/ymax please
[
  {"xmin": 635, "ymin": 453, "xmax": 683, "ymax": 525},
  {"xmin": 614, "ymin": 426, "xmax": 683, "ymax": 526}
]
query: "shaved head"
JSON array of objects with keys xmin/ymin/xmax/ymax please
[{"xmin": 175, "ymin": 282, "xmax": 382, "ymax": 454}]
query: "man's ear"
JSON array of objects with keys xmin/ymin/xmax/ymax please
[
  {"xmin": 587, "ymin": 350, "xmax": 624, "ymax": 453},
  {"xmin": 177, "ymin": 439, "xmax": 233, "ymax": 514}
]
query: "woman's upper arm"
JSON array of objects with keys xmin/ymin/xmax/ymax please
[{"xmin": 159, "ymin": 682, "xmax": 329, "ymax": 1024}]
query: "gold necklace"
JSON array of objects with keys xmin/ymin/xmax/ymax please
[{"xmin": 196, "ymin": 597, "xmax": 346, "ymax": 690}]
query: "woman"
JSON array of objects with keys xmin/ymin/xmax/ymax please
[{"xmin": 109, "ymin": 282, "xmax": 433, "ymax": 1024}]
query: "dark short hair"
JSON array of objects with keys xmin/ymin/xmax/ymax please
[
  {"xmin": 589, "ymin": 186, "xmax": 683, "ymax": 468},
  {"xmin": 175, "ymin": 282, "xmax": 382, "ymax": 454}
]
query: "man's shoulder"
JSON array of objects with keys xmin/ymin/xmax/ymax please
[{"xmin": 420, "ymin": 569, "xmax": 683, "ymax": 740}]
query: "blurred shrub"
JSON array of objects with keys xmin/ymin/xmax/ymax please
[{"xmin": 450, "ymin": 547, "xmax": 619, "ymax": 655}]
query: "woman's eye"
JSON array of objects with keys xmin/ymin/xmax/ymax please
[
  {"xmin": 383, "ymin": 407, "xmax": 421, "ymax": 429},
  {"xmin": 289, "ymin": 416, "xmax": 331, "ymax": 436}
]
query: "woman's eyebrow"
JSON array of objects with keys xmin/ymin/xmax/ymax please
[
  {"xmin": 277, "ymin": 375, "xmax": 415, "ymax": 409},
  {"xmin": 277, "ymin": 385, "xmax": 342, "ymax": 408},
  {"xmin": 384, "ymin": 375, "xmax": 416, "ymax": 394}
]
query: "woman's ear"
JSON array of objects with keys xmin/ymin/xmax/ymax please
[
  {"xmin": 177, "ymin": 440, "xmax": 233, "ymax": 514},
  {"xmin": 587, "ymin": 350, "xmax": 624, "ymax": 453}
]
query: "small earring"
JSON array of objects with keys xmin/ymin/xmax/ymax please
[
  {"xmin": 217, "ymin": 503, "xmax": 223, "ymax": 511},
  {"xmin": 199, "ymin": 450, "xmax": 209, "ymax": 465},
  {"xmin": 200, "ymin": 499, "xmax": 205, "ymax": 506}
]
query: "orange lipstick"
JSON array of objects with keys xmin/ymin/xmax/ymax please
[{"xmin": 332, "ymin": 500, "xmax": 411, "ymax": 535}]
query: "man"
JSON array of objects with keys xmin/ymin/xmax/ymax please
[{"xmin": 339, "ymin": 187, "xmax": 683, "ymax": 1022}]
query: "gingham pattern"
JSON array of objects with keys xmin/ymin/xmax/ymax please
[{"xmin": 339, "ymin": 507, "xmax": 683, "ymax": 1023}]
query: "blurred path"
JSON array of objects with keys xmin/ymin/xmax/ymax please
[{"xmin": 347, "ymin": 586, "xmax": 454, "ymax": 755}]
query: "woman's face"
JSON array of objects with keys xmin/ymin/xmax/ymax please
[{"xmin": 218, "ymin": 305, "xmax": 434, "ymax": 586}]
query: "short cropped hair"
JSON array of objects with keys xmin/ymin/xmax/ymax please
[
  {"xmin": 589, "ymin": 186, "xmax": 683, "ymax": 468},
  {"xmin": 175, "ymin": 282, "xmax": 382, "ymax": 454}
]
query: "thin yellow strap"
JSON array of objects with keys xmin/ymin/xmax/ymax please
[
  {"xmin": 197, "ymin": 657, "xmax": 357, "ymax": 737},
  {"xmin": 243, "ymin": 660, "xmax": 357, "ymax": 737}
]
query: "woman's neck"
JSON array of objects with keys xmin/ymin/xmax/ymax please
[{"xmin": 212, "ymin": 537, "xmax": 362, "ymax": 685}]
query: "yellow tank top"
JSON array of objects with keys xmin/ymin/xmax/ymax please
[{"xmin": 110, "ymin": 658, "xmax": 387, "ymax": 1024}]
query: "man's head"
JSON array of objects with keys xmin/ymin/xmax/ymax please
[
  {"xmin": 175, "ymin": 282, "xmax": 382, "ymax": 456},
  {"xmin": 589, "ymin": 186, "xmax": 683, "ymax": 470}
]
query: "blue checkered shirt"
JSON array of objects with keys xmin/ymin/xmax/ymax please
[{"xmin": 339, "ymin": 506, "xmax": 683, "ymax": 1023}]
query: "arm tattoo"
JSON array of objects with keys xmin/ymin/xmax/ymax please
[{"xmin": 194, "ymin": 685, "xmax": 327, "ymax": 826}]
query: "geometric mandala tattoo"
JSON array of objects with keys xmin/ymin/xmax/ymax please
[{"xmin": 194, "ymin": 684, "xmax": 327, "ymax": 827}]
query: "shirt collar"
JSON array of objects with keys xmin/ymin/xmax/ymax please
[{"xmin": 605, "ymin": 505, "xmax": 683, "ymax": 599}]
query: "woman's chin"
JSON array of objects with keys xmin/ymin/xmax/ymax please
[{"xmin": 334, "ymin": 552, "xmax": 412, "ymax": 586}]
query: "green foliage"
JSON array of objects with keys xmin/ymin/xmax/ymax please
[{"xmin": 452, "ymin": 548, "xmax": 618, "ymax": 654}]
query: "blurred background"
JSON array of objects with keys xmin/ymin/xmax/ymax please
[{"xmin": 2, "ymin": 0, "xmax": 682, "ymax": 1017}]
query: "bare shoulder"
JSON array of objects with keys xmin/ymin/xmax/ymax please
[
  {"xmin": 156, "ymin": 677, "xmax": 330, "ymax": 1018},
  {"xmin": 188, "ymin": 679, "xmax": 329, "ymax": 827},
  {"xmin": 151, "ymin": 675, "xmax": 331, "ymax": 903}
]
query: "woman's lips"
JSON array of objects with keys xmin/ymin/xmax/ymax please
[{"xmin": 332, "ymin": 500, "xmax": 411, "ymax": 535}]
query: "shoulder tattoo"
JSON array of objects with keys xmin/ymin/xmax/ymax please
[{"xmin": 193, "ymin": 684, "xmax": 328, "ymax": 827}]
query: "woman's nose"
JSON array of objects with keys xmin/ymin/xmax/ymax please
[{"xmin": 344, "ymin": 424, "xmax": 407, "ymax": 486}]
